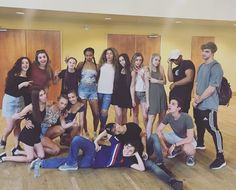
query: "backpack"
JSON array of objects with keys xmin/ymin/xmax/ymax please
[
  {"xmin": 217, "ymin": 76, "xmax": 232, "ymax": 106},
  {"xmin": 198, "ymin": 62, "xmax": 232, "ymax": 106}
]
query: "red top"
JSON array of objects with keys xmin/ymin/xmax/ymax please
[{"xmin": 30, "ymin": 63, "xmax": 50, "ymax": 89}]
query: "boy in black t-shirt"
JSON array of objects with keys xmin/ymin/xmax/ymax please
[
  {"xmin": 167, "ymin": 49, "xmax": 195, "ymax": 113},
  {"xmin": 94, "ymin": 122, "xmax": 147, "ymax": 158}
]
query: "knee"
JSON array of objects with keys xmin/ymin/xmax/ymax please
[
  {"xmin": 72, "ymin": 136, "xmax": 82, "ymax": 144},
  {"xmin": 37, "ymin": 152, "xmax": 45, "ymax": 159},
  {"xmin": 183, "ymin": 144, "xmax": 195, "ymax": 155},
  {"xmin": 150, "ymin": 134, "xmax": 159, "ymax": 141},
  {"xmin": 116, "ymin": 111, "xmax": 122, "ymax": 118},
  {"xmin": 55, "ymin": 127, "xmax": 65, "ymax": 136},
  {"xmin": 93, "ymin": 112, "xmax": 99, "ymax": 119},
  {"xmin": 143, "ymin": 113, "xmax": 148, "ymax": 121},
  {"xmin": 25, "ymin": 156, "xmax": 34, "ymax": 163},
  {"xmin": 133, "ymin": 111, "xmax": 138, "ymax": 117},
  {"xmin": 101, "ymin": 110, "xmax": 108, "ymax": 117},
  {"xmin": 52, "ymin": 147, "xmax": 60, "ymax": 155}
]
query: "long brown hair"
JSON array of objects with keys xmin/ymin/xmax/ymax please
[
  {"xmin": 31, "ymin": 88, "xmax": 44, "ymax": 125},
  {"xmin": 6, "ymin": 57, "xmax": 32, "ymax": 87},
  {"xmin": 113, "ymin": 53, "xmax": 132, "ymax": 92},
  {"xmin": 98, "ymin": 47, "xmax": 118, "ymax": 70},
  {"xmin": 34, "ymin": 49, "xmax": 54, "ymax": 81}
]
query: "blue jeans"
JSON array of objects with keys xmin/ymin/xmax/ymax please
[
  {"xmin": 98, "ymin": 93, "xmax": 112, "ymax": 130},
  {"xmin": 41, "ymin": 136, "xmax": 95, "ymax": 168},
  {"xmin": 147, "ymin": 134, "xmax": 163, "ymax": 164},
  {"xmin": 145, "ymin": 160, "xmax": 172, "ymax": 184},
  {"xmin": 146, "ymin": 135, "xmax": 175, "ymax": 184}
]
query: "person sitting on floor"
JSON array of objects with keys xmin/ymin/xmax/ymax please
[{"xmin": 157, "ymin": 97, "xmax": 196, "ymax": 167}]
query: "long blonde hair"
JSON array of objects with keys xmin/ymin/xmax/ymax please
[{"xmin": 149, "ymin": 53, "xmax": 161, "ymax": 73}]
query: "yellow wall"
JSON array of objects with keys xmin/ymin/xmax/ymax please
[{"xmin": 0, "ymin": 16, "xmax": 235, "ymax": 93}]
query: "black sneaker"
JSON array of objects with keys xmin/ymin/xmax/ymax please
[
  {"xmin": 168, "ymin": 147, "xmax": 182, "ymax": 159},
  {"xmin": 0, "ymin": 140, "xmax": 6, "ymax": 149},
  {"xmin": 157, "ymin": 163, "xmax": 174, "ymax": 177},
  {"xmin": 186, "ymin": 156, "xmax": 195, "ymax": 167},
  {"xmin": 0, "ymin": 152, "xmax": 7, "ymax": 162},
  {"xmin": 209, "ymin": 157, "xmax": 226, "ymax": 170},
  {"xmin": 11, "ymin": 147, "xmax": 18, "ymax": 156},
  {"xmin": 169, "ymin": 179, "xmax": 183, "ymax": 190},
  {"xmin": 196, "ymin": 145, "xmax": 206, "ymax": 150}
]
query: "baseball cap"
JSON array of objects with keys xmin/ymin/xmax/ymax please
[{"xmin": 169, "ymin": 49, "xmax": 181, "ymax": 60}]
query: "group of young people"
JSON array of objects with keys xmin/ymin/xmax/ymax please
[{"xmin": 0, "ymin": 41, "xmax": 226, "ymax": 190}]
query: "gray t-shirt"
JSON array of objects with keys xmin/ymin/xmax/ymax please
[
  {"xmin": 196, "ymin": 61, "xmax": 223, "ymax": 111},
  {"xmin": 162, "ymin": 113, "xmax": 194, "ymax": 138}
]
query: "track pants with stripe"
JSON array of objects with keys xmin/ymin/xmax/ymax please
[{"xmin": 193, "ymin": 108, "xmax": 224, "ymax": 155}]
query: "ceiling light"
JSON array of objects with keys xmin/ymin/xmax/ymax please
[
  {"xmin": 16, "ymin": 11, "xmax": 25, "ymax": 15},
  {"xmin": 84, "ymin": 24, "xmax": 89, "ymax": 30},
  {"xmin": 105, "ymin": 17, "xmax": 112, "ymax": 20},
  {"xmin": 148, "ymin": 33, "xmax": 159, "ymax": 38},
  {"xmin": 0, "ymin": 28, "xmax": 7, "ymax": 32},
  {"xmin": 175, "ymin": 21, "xmax": 182, "ymax": 24}
]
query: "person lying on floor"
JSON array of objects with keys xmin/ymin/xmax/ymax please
[{"xmin": 30, "ymin": 135, "xmax": 183, "ymax": 190}]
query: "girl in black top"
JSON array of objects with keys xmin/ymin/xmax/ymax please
[
  {"xmin": 0, "ymin": 88, "xmax": 46, "ymax": 163},
  {"xmin": 112, "ymin": 53, "xmax": 132, "ymax": 125},
  {"xmin": 0, "ymin": 57, "xmax": 32, "ymax": 150},
  {"xmin": 54, "ymin": 56, "xmax": 79, "ymax": 95}
]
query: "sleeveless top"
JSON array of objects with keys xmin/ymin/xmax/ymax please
[
  {"xmin": 135, "ymin": 68, "xmax": 146, "ymax": 92},
  {"xmin": 80, "ymin": 69, "xmax": 97, "ymax": 86},
  {"xmin": 41, "ymin": 105, "xmax": 61, "ymax": 129},
  {"xmin": 65, "ymin": 105, "xmax": 85, "ymax": 123}
]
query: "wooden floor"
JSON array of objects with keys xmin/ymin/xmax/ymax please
[{"xmin": 0, "ymin": 98, "xmax": 236, "ymax": 190}]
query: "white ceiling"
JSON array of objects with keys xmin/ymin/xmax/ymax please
[
  {"xmin": 0, "ymin": 7, "xmax": 236, "ymax": 28},
  {"xmin": 0, "ymin": 0, "xmax": 236, "ymax": 21}
]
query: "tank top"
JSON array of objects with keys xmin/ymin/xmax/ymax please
[{"xmin": 135, "ymin": 68, "xmax": 146, "ymax": 92}]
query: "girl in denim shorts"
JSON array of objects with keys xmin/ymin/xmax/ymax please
[
  {"xmin": 77, "ymin": 48, "xmax": 99, "ymax": 139},
  {"xmin": 130, "ymin": 53, "xmax": 149, "ymax": 128},
  {"xmin": 1, "ymin": 57, "xmax": 32, "ymax": 150}
]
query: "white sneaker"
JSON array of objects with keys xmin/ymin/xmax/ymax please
[
  {"xmin": 30, "ymin": 158, "xmax": 41, "ymax": 169},
  {"xmin": 58, "ymin": 163, "xmax": 78, "ymax": 171}
]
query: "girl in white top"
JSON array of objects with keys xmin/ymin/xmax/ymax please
[
  {"xmin": 130, "ymin": 53, "xmax": 149, "ymax": 128},
  {"xmin": 97, "ymin": 48, "xmax": 118, "ymax": 131}
]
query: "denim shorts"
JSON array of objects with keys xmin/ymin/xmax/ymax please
[
  {"xmin": 135, "ymin": 91, "xmax": 146, "ymax": 103},
  {"xmin": 163, "ymin": 131, "xmax": 197, "ymax": 148},
  {"xmin": 78, "ymin": 83, "xmax": 98, "ymax": 100},
  {"xmin": 40, "ymin": 127, "xmax": 49, "ymax": 138},
  {"xmin": 2, "ymin": 94, "xmax": 25, "ymax": 118},
  {"xmin": 98, "ymin": 93, "xmax": 112, "ymax": 110}
]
